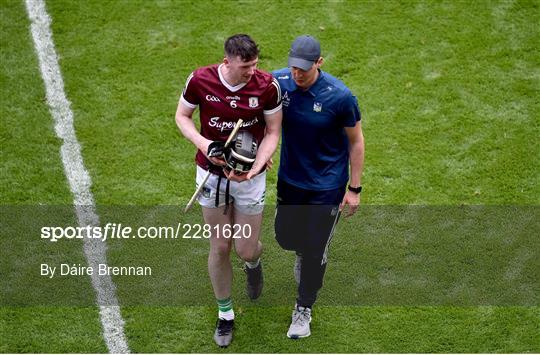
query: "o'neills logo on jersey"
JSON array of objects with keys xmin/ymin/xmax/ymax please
[
  {"xmin": 282, "ymin": 91, "xmax": 290, "ymax": 107},
  {"xmin": 209, "ymin": 117, "xmax": 259, "ymax": 132}
]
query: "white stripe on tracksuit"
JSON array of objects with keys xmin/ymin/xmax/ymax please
[{"xmin": 321, "ymin": 209, "xmax": 341, "ymax": 265}]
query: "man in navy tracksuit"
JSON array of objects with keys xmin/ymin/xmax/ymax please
[{"xmin": 273, "ymin": 35, "xmax": 365, "ymax": 339}]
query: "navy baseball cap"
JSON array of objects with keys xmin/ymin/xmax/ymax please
[{"xmin": 288, "ymin": 35, "xmax": 321, "ymax": 71}]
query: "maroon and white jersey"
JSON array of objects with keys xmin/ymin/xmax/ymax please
[{"xmin": 180, "ymin": 64, "xmax": 281, "ymax": 171}]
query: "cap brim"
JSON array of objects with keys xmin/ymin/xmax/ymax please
[{"xmin": 288, "ymin": 56, "xmax": 314, "ymax": 71}]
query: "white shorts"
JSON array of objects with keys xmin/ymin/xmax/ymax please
[{"xmin": 196, "ymin": 166, "xmax": 266, "ymax": 215}]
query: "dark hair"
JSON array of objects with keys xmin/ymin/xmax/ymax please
[{"xmin": 224, "ymin": 34, "xmax": 259, "ymax": 62}]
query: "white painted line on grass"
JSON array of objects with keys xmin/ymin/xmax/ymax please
[{"xmin": 24, "ymin": 0, "xmax": 130, "ymax": 352}]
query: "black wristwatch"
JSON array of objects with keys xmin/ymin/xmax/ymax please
[{"xmin": 348, "ymin": 185, "xmax": 362, "ymax": 194}]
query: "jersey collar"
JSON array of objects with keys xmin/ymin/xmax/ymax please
[
  {"xmin": 291, "ymin": 69, "xmax": 325, "ymax": 97},
  {"xmin": 218, "ymin": 64, "xmax": 248, "ymax": 92}
]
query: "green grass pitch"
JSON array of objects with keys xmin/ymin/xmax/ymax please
[{"xmin": 1, "ymin": 0, "xmax": 539, "ymax": 352}]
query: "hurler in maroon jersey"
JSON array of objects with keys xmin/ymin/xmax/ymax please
[
  {"xmin": 175, "ymin": 34, "xmax": 282, "ymax": 347},
  {"xmin": 181, "ymin": 63, "xmax": 281, "ymax": 174}
]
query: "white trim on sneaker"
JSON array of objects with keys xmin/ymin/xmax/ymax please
[{"xmin": 287, "ymin": 305, "xmax": 312, "ymax": 339}]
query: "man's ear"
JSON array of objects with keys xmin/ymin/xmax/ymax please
[{"xmin": 316, "ymin": 57, "xmax": 324, "ymax": 67}]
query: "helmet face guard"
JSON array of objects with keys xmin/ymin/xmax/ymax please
[{"xmin": 224, "ymin": 130, "xmax": 258, "ymax": 173}]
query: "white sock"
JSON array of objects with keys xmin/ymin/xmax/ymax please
[
  {"xmin": 218, "ymin": 309, "xmax": 235, "ymax": 321},
  {"xmin": 245, "ymin": 258, "xmax": 260, "ymax": 269}
]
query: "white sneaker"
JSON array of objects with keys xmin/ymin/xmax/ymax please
[{"xmin": 287, "ymin": 305, "xmax": 311, "ymax": 339}]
